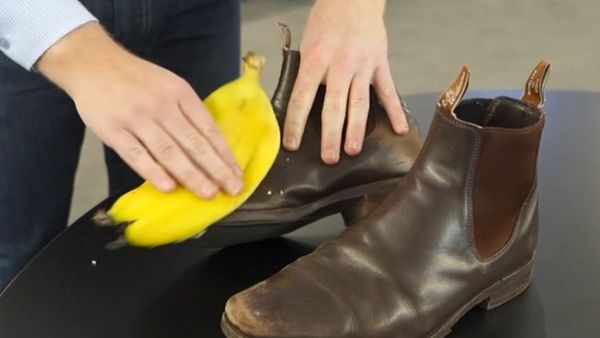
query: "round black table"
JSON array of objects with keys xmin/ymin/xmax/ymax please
[{"xmin": 1, "ymin": 90, "xmax": 598, "ymax": 338}]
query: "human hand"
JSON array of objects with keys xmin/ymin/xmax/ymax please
[
  {"xmin": 284, "ymin": 0, "xmax": 409, "ymax": 164},
  {"xmin": 37, "ymin": 23, "xmax": 242, "ymax": 199}
]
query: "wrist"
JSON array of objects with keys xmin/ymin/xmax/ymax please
[
  {"xmin": 314, "ymin": 0, "xmax": 385, "ymax": 16},
  {"xmin": 36, "ymin": 22, "xmax": 130, "ymax": 97}
]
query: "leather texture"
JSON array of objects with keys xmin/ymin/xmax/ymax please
[
  {"xmin": 216, "ymin": 45, "xmax": 423, "ymax": 226},
  {"xmin": 222, "ymin": 65, "xmax": 546, "ymax": 338}
]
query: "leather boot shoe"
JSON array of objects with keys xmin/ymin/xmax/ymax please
[
  {"xmin": 197, "ymin": 24, "xmax": 423, "ymax": 247},
  {"xmin": 221, "ymin": 61, "xmax": 550, "ymax": 337}
]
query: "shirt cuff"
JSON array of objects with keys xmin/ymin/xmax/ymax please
[{"xmin": 0, "ymin": 1, "xmax": 98, "ymax": 70}]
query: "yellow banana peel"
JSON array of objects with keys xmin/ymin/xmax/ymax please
[{"xmin": 103, "ymin": 52, "xmax": 280, "ymax": 247}]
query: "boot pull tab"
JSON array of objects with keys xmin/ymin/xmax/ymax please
[
  {"xmin": 437, "ymin": 66, "xmax": 471, "ymax": 115},
  {"xmin": 276, "ymin": 21, "xmax": 291, "ymax": 51},
  {"xmin": 521, "ymin": 60, "xmax": 551, "ymax": 108},
  {"xmin": 271, "ymin": 22, "xmax": 301, "ymax": 118}
]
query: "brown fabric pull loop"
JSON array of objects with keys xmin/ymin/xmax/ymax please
[
  {"xmin": 271, "ymin": 22, "xmax": 300, "ymax": 118},
  {"xmin": 437, "ymin": 66, "xmax": 471, "ymax": 115},
  {"xmin": 275, "ymin": 21, "xmax": 291, "ymax": 51},
  {"xmin": 522, "ymin": 60, "xmax": 551, "ymax": 108}
]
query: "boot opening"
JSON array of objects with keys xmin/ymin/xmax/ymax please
[{"xmin": 455, "ymin": 97, "xmax": 542, "ymax": 129}]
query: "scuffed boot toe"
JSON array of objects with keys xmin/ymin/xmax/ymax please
[
  {"xmin": 222, "ymin": 266, "xmax": 355, "ymax": 338},
  {"xmin": 223, "ymin": 291, "xmax": 269, "ymax": 337}
]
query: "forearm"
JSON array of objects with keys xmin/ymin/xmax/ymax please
[
  {"xmin": 0, "ymin": 0, "xmax": 97, "ymax": 70},
  {"xmin": 36, "ymin": 22, "xmax": 131, "ymax": 98}
]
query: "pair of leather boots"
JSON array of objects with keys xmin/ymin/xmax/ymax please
[{"xmin": 215, "ymin": 26, "xmax": 549, "ymax": 338}]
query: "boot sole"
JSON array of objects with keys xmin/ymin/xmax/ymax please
[
  {"xmin": 193, "ymin": 177, "xmax": 400, "ymax": 248},
  {"xmin": 220, "ymin": 259, "xmax": 534, "ymax": 338}
]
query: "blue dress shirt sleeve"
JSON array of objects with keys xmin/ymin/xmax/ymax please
[{"xmin": 0, "ymin": 1, "xmax": 98, "ymax": 70}]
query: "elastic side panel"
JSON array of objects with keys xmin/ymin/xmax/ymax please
[{"xmin": 472, "ymin": 118, "xmax": 544, "ymax": 258}]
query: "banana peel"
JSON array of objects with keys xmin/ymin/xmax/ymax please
[{"xmin": 97, "ymin": 52, "xmax": 280, "ymax": 248}]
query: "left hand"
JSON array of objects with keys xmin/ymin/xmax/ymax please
[{"xmin": 283, "ymin": 0, "xmax": 409, "ymax": 164}]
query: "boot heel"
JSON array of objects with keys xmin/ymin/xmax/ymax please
[
  {"xmin": 340, "ymin": 191, "xmax": 389, "ymax": 227},
  {"xmin": 478, "ymin": 260, "xmax": 534, "ymax": 310}
]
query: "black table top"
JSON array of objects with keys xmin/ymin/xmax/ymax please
[{"xmin": 1, "ymin": 90, "xmax": 599, "ymax": 338}]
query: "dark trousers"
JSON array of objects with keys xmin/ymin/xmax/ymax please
[{"xmin": 0, "ymin": 0, "xmax": 241, "ymax": 292}]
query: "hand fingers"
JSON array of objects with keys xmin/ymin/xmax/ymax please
[
  {"xmin": 131, "ymin": 121, "xmax": 218, "ymax": 199},
  {"xmin": 160, "ymin": 110, "xmax": 243, "ymax": 196},
  {"xmin": 284, "ymin": 54, "xmax": 327, "ymax": 151},
  {"xmin": 344, "ymin": 70, "xmax": 371, "ymax": 156},
  {"xmin": 321, "ymin": 67, "xmax": 353, "ymax": 164},
  {"xmin": 108, "ymin": 129, "xmax": 175, "ymax": 192},
  {"xmin": 373, "ymin": 61, "xmax": 409, "ymax": 134},
  {"xmin": 179, "ymin": 93, "xmax": 243, "ymax": 177}
]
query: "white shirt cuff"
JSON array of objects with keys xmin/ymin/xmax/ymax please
[{"xmin": 0, "ymin": 1, "xmax": 98, "ymax": 70}]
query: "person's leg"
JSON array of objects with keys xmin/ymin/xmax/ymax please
[
  {"xmin": 104, "ymin": 0, "xmax": 241, "ymax": 195},
  {"xmin": 0, "ymin": 0, "xmax": 119, "ymax": 292},
  {"xmin": 0, "ymin": 56, "xmax": 85, "ymax": 291}
]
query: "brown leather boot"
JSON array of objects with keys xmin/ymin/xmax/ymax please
[
  {"xmin": 197, "ymin": 24, "xmax": 423, "ymax": 247},
  {"xmin": 221, "ymin": 61, "xmax": 550, "ymax": 338}
]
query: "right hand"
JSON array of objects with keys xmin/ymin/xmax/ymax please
[{"xmin": 37, "ymin": 22, "xmax": 242, "ymax": 199}]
